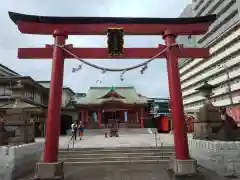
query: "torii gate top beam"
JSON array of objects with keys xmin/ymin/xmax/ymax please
[{"xmin": 9, "ymin": 12, "xmax": 216, "ymax": 35}]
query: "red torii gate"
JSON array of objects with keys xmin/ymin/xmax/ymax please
[{"xmin": 9, "ymin": 12, "xmax": 215, "ymax": 177}]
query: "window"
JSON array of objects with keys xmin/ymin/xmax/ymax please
[
  {"xmin": 0, "ymin": 86, "xmax": 11, "ymax": 96},
  {"xmin": 207, "ymin": 0, "xmax": 225, "ymax": 15},
  {"xmin": 25, "ymin": 91, "xmax": 35, "ymax": 100},
  {"xmin": 198, "ymin": 9, "xmax": 238, "ymax": 44},
  {"xmin": 194, "ymin": 0, "xmax": 204, "ymax": 11},
  {"xmin": 196, "ymin": 0, "xmax": 213, "ymax": 17},
  {"xmin": 41, "ymin": 95, "xmax": 45, "ymax": 104}
]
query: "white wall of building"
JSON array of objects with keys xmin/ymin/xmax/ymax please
[
  {"xmin": 38, "ymin": 82, "xmax": 74, "ymax": 107},
  {"xmin": 62, "ymin": 90, "xmax": 72, "ymax": 107},
  {"xmin": 179, "ymin": 1, "xmax": 240, "ymax": 111}
]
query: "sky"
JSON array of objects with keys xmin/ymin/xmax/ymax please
[{"xmin": 0, "ymin": 0, "xmax": 192, "ymax": 97}]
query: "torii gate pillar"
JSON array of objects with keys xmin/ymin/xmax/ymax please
[
  {"xmin": 163, "ymin": 30, "xmax": 197, "ymax": 175},
  {"xmin": 43, "ymin": 30, "xmax": 67, "ymax": 163},
  {"xmin": 163, "ymin": 30, "xmax": 189, "ymax": 160},
  {"xmin": 34, "ymin": 30, "xmax": 67, "ymax": 179}
]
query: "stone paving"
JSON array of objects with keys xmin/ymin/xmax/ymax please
[
  {"xmin": 65, "ymin": 134, "xmax": 158, "ymax": 148},
  {"xmin": 36, "ymin": 128, "xmax": 175, "ymax": 149}
]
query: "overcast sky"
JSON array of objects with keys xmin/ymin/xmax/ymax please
[{"xmin": 0, "ymin": 0, "xmax": 192, "ymax": 97}]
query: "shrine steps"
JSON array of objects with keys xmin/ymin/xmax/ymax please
[
  {"xmin": 59, "ymin": 146, "xmax": 175, "ymax": 155},
  {"xmin": 59, "ymin": 146, "xmax": 175, "ymax": 166},
  {"xmin": 82, "ymin": 128, "xmax": 151, "ymax": 135},
  {"xmin": 62, "ymin": 159, "xmax": 170, "ymax": 166}
]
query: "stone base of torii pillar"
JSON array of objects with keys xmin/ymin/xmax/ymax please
[
  {"xmin": 31, "ymin": 162, "xmax": 64, "ymax": 180},
  {"xmin": 169, "ymin": 158, "xmax": 198, "ymax": 176}
]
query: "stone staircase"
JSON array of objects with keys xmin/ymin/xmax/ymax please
[
  {"xmin": 80, "ymin": 128, "xmax": 151, "ymax": 136},
  {"xmin": 59, "ymin": 146, "xmax": 175, "ymax": 166},
  {"xmin": 118, "ymin": 128, "xmax": 150, "ymax": 134}
]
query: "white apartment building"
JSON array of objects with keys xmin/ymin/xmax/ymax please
[{"xmin": 178, "ymin": 0, "xmax": 240, "ymax": 111}]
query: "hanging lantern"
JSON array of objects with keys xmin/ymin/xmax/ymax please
[{"xmin": 107, "ymin": 28, "xmax": 124, "ymax": 56}]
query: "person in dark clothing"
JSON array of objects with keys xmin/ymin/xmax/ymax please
[
  {"xmin": 0, "ymin": 116, "xmax": 8, "ymax": 145},
  {"xmin": 220, "ymin": 108, "xmax": 237, "ymax": 140},
  {"xmin": 220, "ymin": 108, "xmax": 237, "ymax": 129},
  {"xmin": 103, "ymin": 113, "xmax": 108, "ymax": 138}
]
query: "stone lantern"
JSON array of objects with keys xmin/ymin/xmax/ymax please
[
  {"xmin": 195, "ymin": 81, "xmax": 217, "ymax": 102},
  {"xmin": 193, "ymin": 81, "xmax": 223, "ymax": 140}
]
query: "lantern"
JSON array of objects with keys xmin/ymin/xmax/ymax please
[{"xmin": 195, "ymin": 81, "xmax": 217, "ymax": 100}]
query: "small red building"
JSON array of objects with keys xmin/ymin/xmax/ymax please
[{"xmin": 158, "ymin": 115, "xmax": 171, "ymax": 132}]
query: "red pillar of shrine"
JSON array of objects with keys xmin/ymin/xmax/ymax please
[
  {"xmin": 98, "ymin": 111, "xmax": 101, "ymax": 128},
  {"xmin": 163, "ymin": 30, "xmax": 189, "ymax": 160},
  {"xmin": 43, "ymin": 29, "xmax": 67, "ymax": 163},
  {"xmin": 86, "ymin": 110, "xmax": 88, "ymax": 123},
  {"xmin": 140, "ymin": 107, "xmax": 144, "ymax": 128}
]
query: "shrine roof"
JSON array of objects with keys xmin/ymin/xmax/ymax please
[
  {"xmin": 75, "ymin": 86, "xmax": 148, "ymax": 105},
  {"xmin": 9, "ymin": 12, "xmax": 216, "ymax": 25},
  {"xmin": 0, "ymin": 63, "xmax": 20, "ymax": 76},
  {"xmin": 37, "ymin": 81, "xmax": 75, "ymax": 94},
  {"xmin": 0, "ymin": 76, "xmax": 48, "ymax": 93},
  {"xmin": 0, "ymin": 100, "xmax": 42, "ymax": 109}
]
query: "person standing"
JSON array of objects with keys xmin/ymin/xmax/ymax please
[
  {"xmin": 102, "ymin": 111, "xmax": 108, "ymax": 138},
  {"xmin": 70, "ymin": 121, "xmax": 77, "ymax": 141},
  {"xmin": 79, "ymin": 121, "xmax": 84, "ymax": 140},
  {"xmin": 0, "ymin": 116, "xmax": 8, "ymax": 145}
]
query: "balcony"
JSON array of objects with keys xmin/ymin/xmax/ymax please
[
  {"xmin": 180, "ymin": 26, "xmax": 240, "ymax": 76},
  {"xmin": 213, "ymin": 98, "xmax": 232, "ymax": 106},
  {"xmin": 0, "ymin": 91, "xmax": 12, "ymax": 97},
  {"xmin": 181, "ymin": 43, "xmax": 240, "ymax": 88},
  {"xmin": 182, "ymin": 67, "xmax": 240, "ymax": 99},
  {"xmin": 183, "ymin": 96, "xmax": 204, "ymax": 105}
]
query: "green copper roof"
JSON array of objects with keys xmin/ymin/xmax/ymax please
[
  {"xmin": 75, "ymin": 86, "xmax": 148, "ymax": 105},
  {"xmin": 110, "ymin": 86, "xmax": 116, "ymax": 92}
]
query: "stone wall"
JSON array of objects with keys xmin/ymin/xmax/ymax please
[
  {"xmin": 157, "ymin": 134, "xmax": 240, "ymax": 176},
  {"xmin": 0, "ymin": 142, "xmax": 44, "ymax": 180},
  {"xmin": 188, "ymin": 139, "xmax": 240, "ymax": 176}
]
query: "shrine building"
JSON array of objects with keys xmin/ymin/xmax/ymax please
[{"xmin": 74, "ymin": 86, "xmax": 149, "ymax": 129}]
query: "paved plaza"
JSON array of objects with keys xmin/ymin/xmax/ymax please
[
  {"xmin": 60, "ymin": 134, "xmax": 160, "ymax": 149},
  {"xmin": 36, "ymin": 129, "xmax": 177, "ymax": 149}
]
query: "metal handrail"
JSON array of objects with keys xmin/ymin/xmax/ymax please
[
  {"xmin": 153, "ymin": 132, "xmax": 165, "ymax": 160},
  {"xmin": 67, "ymin": 129, "xmax": 76, "ymax": 151},
  {"xmin": 154, "ymin": 131, "xmax": 158, "ymax": 147},
  {"xmin": 67, "ymin": 137, "xmax": 75, "ymax": 151},
  {"xmin": 155, "ymin": 133, "xmax": 165, "ymax": 160}
]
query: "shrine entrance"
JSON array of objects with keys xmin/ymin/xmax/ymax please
[
  {"xmin": 60, "ymin": 114, "xmax": 72, "ymax": 135},
  {"xmin": 9, "ymin": 11, "xmax": 216, "ymax": 178},
  {"xmin": 103, "ymin": 111, "xmax": 118, "ymax": 121},
  {"xmin": 77, "ymin": 86, "xmax": 146, "ymax": 128}
]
